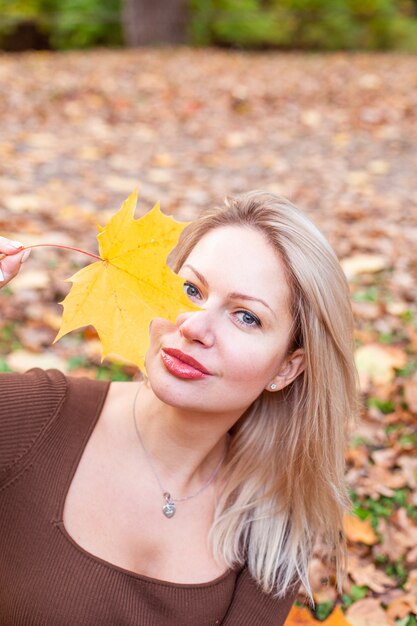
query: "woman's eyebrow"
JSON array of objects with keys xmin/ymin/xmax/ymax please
[
  {"xmin": 182, "ymin": 264, "xmax": 208, "ymax": 287},
  {"xmin": 182, "ymin": 264, "xmax": 276, "ymax": 317},
  {"xmin": 228, "ymin": 292, "xmax": 276, "ymax": 316}
]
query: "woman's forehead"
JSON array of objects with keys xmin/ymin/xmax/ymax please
[{"xmin": 183, "ymin": 225, "xmax": 291, "ymax": 308}]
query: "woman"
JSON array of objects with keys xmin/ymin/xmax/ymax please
[{"xmin": 0, "ymin": 190, "xmax": 357, "ymax": 625}]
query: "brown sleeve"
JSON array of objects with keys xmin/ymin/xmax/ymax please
[
  {"xmin": 0, "ymin": 368, "xmax": 67, "ymax": 485},
  {"xmin": 221, "ymin": 567, "xmax": 300, "ymax": 626}
]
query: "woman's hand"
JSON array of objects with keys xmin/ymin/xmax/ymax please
[{"xmin": 0, "ymin": 238, "xmax": 31, "ymax": 288}]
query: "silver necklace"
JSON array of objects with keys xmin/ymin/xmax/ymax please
[{"xmin": 132, "ymin": 385, "xmax": 227, "ymax": 519}]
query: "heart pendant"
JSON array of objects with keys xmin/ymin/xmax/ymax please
[
  {"xmin": 162, "ymin": 501, "xmax": 176, "ymax": 518},
  {"xmin": 162, "ymin": 493, "xmax": 176, "ymax": 518}
]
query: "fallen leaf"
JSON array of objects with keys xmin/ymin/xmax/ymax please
[
  {"xmin": 348, "ymin": 556, "xmax": 396, "ymax": 593},
  {"xmin": 223, "ymin": 131, "xmax": 250, "ymax": 148},
  {"xmin": 406, "ymin": 545, "xmax": 417, "ymax": 564},
  {"xmin": 347, "ymin": 419, "xmax": 386, "ymax": 447},
  {"xmin": 12, "ymin": 269, "xmax": 51, "ymax": 291},
  {"xmin": 55, "ymin": 190, "xmax": 200, "ymax": 371},
  {"xmin": 345, "ymin": 598, "xmax": 395, "ymax": 626},
  {"xmin": 344, "ymin": 514, "xmax": 378, "ymax": 545},
  {"xmin": 346, "ymin": 171, "xmax": 370, "ymax": 188},
  {"xmin": 375, "ymin": 518, "xmax": 412, "ymax": 562},
  {"xmin": 403, "ymin": 570, "xmax": 417, "ymax": 611},
  {"xmin": 366, "ymin": 465, "xmax": 408, "ymax": 496},
  {"xmin": 285, "ymin": 605, "xmax": 352, "ymax": 625},
  {"xmin": 386, "ymin": 596, "xmax": 414, "ymax": 620},
  {"xmin": 385, "ymin": 301, "xmax": 410, "ymax": 317},
  {"xmin": 7, "ymin": 349, "xmax": 69, "ymax": 373},
  {"xmin": 377, "ymin": 588, "xmax": 407, "ymax": 607},
  {"xmin": 368, "ymin": 160, "xmax": 390, "ymax": 175},
  {"xmin": 404, "ymin": 569, "xmax": 417, "ymax": 593},
  {"xmin": 43, "ymin": 310, "xmax": 63, "ymax": 331},
  {"xmin": 404, "ymin": 375, "xmax": 417, "ymax": 413},
  {"xmin": 358, "ymin": 74, "xmax": 381, "ymax": 89},
  {"xmin": 397, "ymin": 455, "xmax": 417, "ymax": 489},
  {"xmin": 346, "ymin": 445, "xmax": 370, "ymax": 468},
  {"xmin": 285, "ymin": 606, "xmax": 315, "ymax": 625},
  {"xmin": 309, "ymin": 557, "xmax": 337, "ymax": 603},
  {"xmin": 389, "ymin": 509, "xmax": 417, "ymax": 553},
  {"xmin": 6, "ymin": 193, "xmax": 43, "ymax": 214},
  {"xmin": 104, "ymin": 176, "xmax": 142, "ymax": 194},
  {"xmin": 301, "ymin": 110, "xmax": 322, "ymax": 127},
  {"xmin": 354, "ymin": 344, "xmax": 407, "ymax": 390},
  {"xmin": 321, "ymin": 607, "xmax": 353, "ymax": 626},
  {"xmin": 351, "ymin": 301, "xmax": 381, "ymax": 321},
  {"xmin": 370, "ymin": 448, "xmax": 398, "ymax": 468},
  {"xmin": 341, "ymin": 254, "xmax": 387, "ymax": 280},
  {"xmin": 152, "ymin": 152, "xmax": 176, "ymax": 167},
  {"xmin": 16, "ymin": 325, "xmax": 56, "ymax": 351}
]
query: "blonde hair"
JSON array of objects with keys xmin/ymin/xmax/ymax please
[{"xmin": 171, "ymin": 190, "xmax": 358, "ymax": 600}]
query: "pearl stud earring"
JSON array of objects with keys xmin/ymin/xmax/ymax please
[{"xmin": 270, "ymin": 383, "xmax": 277, "ymax": 390}]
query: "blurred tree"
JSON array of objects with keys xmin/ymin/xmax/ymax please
[
  {"xmin": 50, "ymin": 0, "xmax": 122, "ymax": 49},
  {"xmin": 190, "ymin": 0, "xmax": 417, "ymax": 51},
  {"xmin": 0, "ymin": 0, "xmax": 122, "ymax": 50},
  {"xmin": 122, "ymin": 0, "xmax": 189, "ymax": 45}
]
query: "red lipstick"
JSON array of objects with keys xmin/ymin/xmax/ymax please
[{"xmin": 161, "ymin": 348, "xmax": 212, "ymax": 380}]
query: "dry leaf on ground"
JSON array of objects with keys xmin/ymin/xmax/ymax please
[
  {"xmin": 348, "ymin": 556, "xmax": 397, "ymax": 593},
  {"xmin": 345, "ymin": 598, "xmax": 395, "ymax": 626},
  {"xmin": 285, "ymin": 605, "xmax": 352, "ymax": 625},
  {"xmin": 344, "ymin": 514, "xmax": 378, "ymax": 545},
  {"xmin": 354, "ymin": 344, "xmax": 407, "ymax": 390}
]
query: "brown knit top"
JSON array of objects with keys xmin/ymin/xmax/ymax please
[{"xmin": 0, "ymin": 369, "xmax": 297, "ymax": 625}]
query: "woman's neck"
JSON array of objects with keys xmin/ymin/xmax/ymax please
[{"xmin": 132, "ymin": 381, "xmax": 234, "ymax": 497}]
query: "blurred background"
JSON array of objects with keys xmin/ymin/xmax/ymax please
[
  {"xmin": 0, "ymin": 1, "xmax": 416, "ymax": 625},
  {"xmin": 1, "ymin": 0, "xmax": 417, "ymax": 51}
]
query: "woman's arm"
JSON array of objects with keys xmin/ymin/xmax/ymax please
[
  {"xmin": 221, "ymin": 567, "xmax": 300, "ymax": 626},
  {"xmin": 0, "ymin": 239, "xmax": 68, "ymax": 487},
  {"xmin": 0, "ymin": 369, "xmax": 68, "ymax": 486}
]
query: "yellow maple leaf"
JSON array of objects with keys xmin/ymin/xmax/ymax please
[{"xmin": 54, "ymin": 189, "xmax": 200, "ymax": 370}]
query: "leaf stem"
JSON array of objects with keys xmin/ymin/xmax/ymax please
[{"xmin": 2, "ymin": 244, "xmax": 103, "ymax": 262}]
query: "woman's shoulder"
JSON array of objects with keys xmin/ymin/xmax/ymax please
[
  {"xmin": 0, "ymin": 367, "xmax": 69, "ymax": 421},
  {"xmin": 0, "ymin": 368, "xmax": 108, "ymax": 484},
  {"xmin": 0, "ymin": 367, "xmax": 107, "ymax": 401},
  {"xmin": 222, "ymin": 566, "xmax": 300, "ymax": 626}
]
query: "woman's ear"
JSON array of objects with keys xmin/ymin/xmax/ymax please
[{"xmin": 266, "ymin": 349, "xmax": 305, "ymax": 392}]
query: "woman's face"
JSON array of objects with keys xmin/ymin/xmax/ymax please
[{"xmin": 145, "ymin": 225, "xmax": 303, "ymax": 420}]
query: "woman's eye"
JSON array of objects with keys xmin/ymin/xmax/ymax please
[
  {"xmin": 183, "ymin": 281, "xmax": 201, "ymax": 300},
  {"xmin": 235, "ymin": 310, "xmax": 261, "ymax": 327}
]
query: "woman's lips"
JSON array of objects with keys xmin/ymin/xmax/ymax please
[{"xmin": 161, "ymin": 348, "xmax": 212, "ymax": 380}]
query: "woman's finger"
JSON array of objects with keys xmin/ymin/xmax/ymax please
[
  {"xmin": 0, "ymin": 239, "xmax": 30, "ymax": 286},
  {"xmin": 0, "ymin": 238, "xmax": 24, "ymax": 253}
]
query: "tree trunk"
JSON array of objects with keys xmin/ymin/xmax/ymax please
[{"xmin": 122, "ymin": 0, "xmax": 189, "ymax": 46}]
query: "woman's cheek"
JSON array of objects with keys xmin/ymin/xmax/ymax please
[
  {"xmin": 224, "ymin": 345, "xmax": 267, "ymax": 383},
  {"xmin": 145, "ymin": 317, "xmax": 175, "ymax": 371},
  {"xmin": 232, "ymin": 337, "xmax": 284, "ymax": 386},
  {"xmin": 148, "ymin": 317, "xmax": 176, "ymax": 344}
]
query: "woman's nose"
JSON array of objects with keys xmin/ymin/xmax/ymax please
[{"xmin": 176, "ymin": 310, "xmax": 215, "ymax": 347}]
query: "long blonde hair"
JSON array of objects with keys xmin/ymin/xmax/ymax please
[{"xmin": 171, "ymin": 190, "xmax": 358, "ymax": 600}]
